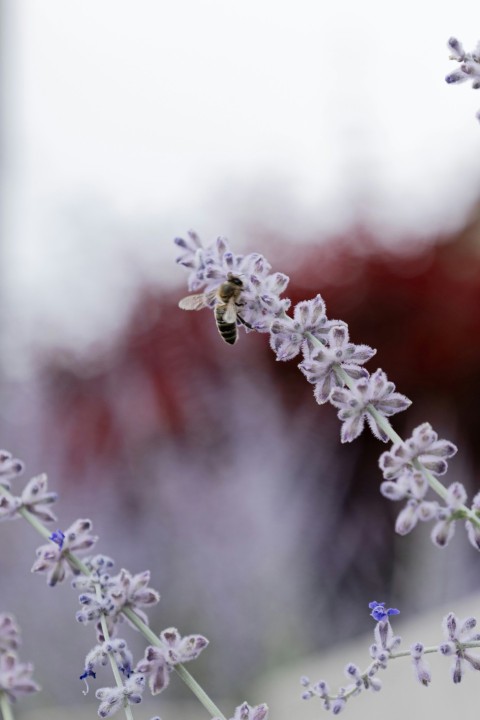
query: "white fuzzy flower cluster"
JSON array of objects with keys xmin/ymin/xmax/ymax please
[
  {"xmin": 175, "ymin": 232, "xmax": 290, "ymax": 331},
  {"xmin": 378, "ymin": 423, "xmax": 480, "ymax": 549},
  {"xmin": 213, "ymin": 702, "xmax": 268, "ymax": 720},
  {"xmin": 175, "ymin": 233, "xmax": 412, "ymax": 445},
  {"xmin": 0, "ymin": 613, "xmax": 40, "ymax": 705},
  {"xmin": 302, "ymin": 607, "xmax": 480, "ymax": 714},
  {"xmin": 175, "ymin": 234, "xmax": 480, "ymax": 548},
  {"xmin": 445, "ymin": 37, "xmax": 480, "ymax": 121},
  {"xmin": 301, "ymin": 610, "xmax": 401, "ymax": 714}
]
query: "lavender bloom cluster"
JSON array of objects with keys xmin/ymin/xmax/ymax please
[
  {"xmin": 0, "ymin": 613, "xmax": 40, "ymax": 707},
  {"xmin": 301, "ymin": 604, "xmax": 480, "ymax": 713},
  {"xmin": 0, "ymin": 451, "xmax": 267, "ymax": 720},
  {"xmin": 175, "ymin": 233, "xmax": 480, "ymax": 548},
  {"xmin": 445, "ymin": 37, "xmax": 480, "ymax": 121}
]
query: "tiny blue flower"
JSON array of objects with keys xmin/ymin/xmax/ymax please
[
  {"xmin": 49, "ymin": 529, "xmax": 66, "ymax": 549},
  {"xmin": 80, "ymin": 668, "xmax": 97, "ymax": 680},
  {"xmin": 369, "ymin": 601, "xmax": 400, "ymax": 622}
]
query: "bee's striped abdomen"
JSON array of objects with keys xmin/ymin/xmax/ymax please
[{"xmin": 215, "ymin": 305, "xmax": 237, "ymax": 344}]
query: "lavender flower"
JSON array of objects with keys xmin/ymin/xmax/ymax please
[
  {"xmin": 95, "ymin": 673, "xmax": 145, "ymax": 718},
  {"xmin": 368, "ymin": 601, "xmax": 400, "ymax": 623},
  {"xmin": 0, "ymin": 450, "xmax": 24, "ymax": 489},
  {"xmin": 269, "ymin": 295, "xmax": 345, "ymax": 361},
  {"xmin": 31, "ymin": 518, "xmax": 98, "ymax": 586},
  {"xmin": 136, "ymin": 628, "xmax": 209, "ymax": 695},
  {"xmin": 379, "ymin": 423, "xmax": 457, "ymax": 480},
  {"xmin": 445, "ymin": 37, "xmax": 480, "ymax": 121},
  {"xmin": 395, "ymin": 497, "xmax": 439, "ymax": 536},
  {"xmin": 299, "ymin": 325, "xmax": 375, "ymax": 403},
  {"xmin": 175, "ymin": 233, "xmax": 290, "ymax": 335},
  {"xmin": 439, "ymin": 612, "xmax": 480, "ymax": 683},
  {"xmin": 135, "ymin": 645, "xmax": 170, "ymax": 695},
  {"xmin": 410, "ymin": 642, "xmax": 431, "ymax": 686},
  {"xmin": 82, "ymin": 639, "xmax": 133, "ymax": 681},
  {"xmin": 107, "ymin": 569, "xmax": 160, "ymax": 628},
  {"xmin": 22, "ymin": 474, "xmax": 58, "ymax": 521},
  {"xmin": 75, "ymin": 567, "xmax": 160, "ymax": 641},
  {"xmin": 213, "ymin": 702, "xmax": 269, "ymax": 720},
  {"xmin": 329, "ymin": 369, "xmax": 411, "ymax": 443},
  {"xmin": 0, "ymin": 494, "xmax": 21, "ymax": 521},
  {"xmin": 0, "ymin": 651, "xmax": 41, "ymax": 703},
  {"xmin": 0, "ymin": 615, "xmax": 20, "ymax": 654}
]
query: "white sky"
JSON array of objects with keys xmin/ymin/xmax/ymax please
[{"xmin": 3, "ymin": 0, "xmax": 480, "ymax": 362}]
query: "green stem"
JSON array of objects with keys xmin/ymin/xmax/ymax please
[
  {"xmin": 123, "ymin": 608, "xmax": 227, "ymax": 720},
  {"xmin": 0, "ymin": 693, "xmax": 14, "ymax": 720},
  {"xmin": 96, "ymin": 596, "xmax": 135, "ymax": 720}
]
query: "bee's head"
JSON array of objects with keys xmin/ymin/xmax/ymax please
[{"xmin": 226, "ymin": 272, "xmax": 243, "ymax": 287}]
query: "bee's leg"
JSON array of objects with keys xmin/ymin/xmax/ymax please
[{"xmin": 237, "ymin": 315, "xmax": 253, "ymax": 329}]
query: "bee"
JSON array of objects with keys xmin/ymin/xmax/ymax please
[{"xmin": 178, "ymin": 273, "xmax": 250, "ymax": 345}]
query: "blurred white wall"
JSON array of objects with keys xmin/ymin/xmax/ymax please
[{"xmin": 3, "ymin": 0, "xmax": 480, "ymax": 365}]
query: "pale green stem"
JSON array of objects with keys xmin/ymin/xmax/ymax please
[
  {"xmin": 0, "ymin": 484, "xmax": 227, "ymax": 720},
  {"xmin": 96, "ymin": 586, "xmax": 135, "ymax": 720},
  {"xmin": 304, "ymin": 332, "xmax": 480, "ymax": 529},
  {"xmin": 0, "ymin": 693, "xmax": 14, "ymax": 720},
  {"xmin": 122, "ymin": 608, "xmax": 227, "ymax": 720}
]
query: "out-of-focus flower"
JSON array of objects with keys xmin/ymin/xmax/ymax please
[
  {"xmin": 95, "ymin": 673, "xmax": 145, "ymax": 718},
  {"xmin": 439, "ymin": 612, "xmax": 480, "ymax": 683},
  {"xmin": 0, "ymin": 651, "xmax": 41, "ymax": 703},
  {"xmin": 0, "ymin": 451, "xmax": 24, "ymax": 489},
  {"xmin": 445, "ymin": 37, "xmax": 480, "ymax": 121},
  {"xmin": 0, "ymin": 615, "xmax": 20, "ymax": 654},
  {"xmin": 136, "ymin": 628, "xmax": 208, "ymax": 696},
  {"xmin": 31, "ymin": 518, "xmax": 98, "ymax": 586},
  {"xmin": 213, "ymin": 701, "xmax": 269, "ymax": 720},
  {"xmin": 82, "ymin": 639, "xmax": 133, "ymax": 681},
  {"xmin": 368, "ymin": 601, "xmax": 400, "ymax": 623}
]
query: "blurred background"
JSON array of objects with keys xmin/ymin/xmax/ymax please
[{"xmin": 2, "ymin": 1, "xmax": 480, "ymax": 718}]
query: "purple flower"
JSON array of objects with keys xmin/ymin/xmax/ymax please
[
  {"xmin": 82, "ymin": 639, "xmax": 133, "ymax": 681},
  {"xmin": 175, "ymin": 233, "xmax": 291, "ymax": 334},
  {"xmin": 0, "ymin": 615, "xmax": 20, "ymax": 653},
  {"xmin": 269, "ymin": 295, "xmax": 343, "ymax": 361},
  {"xmin": 0, "ymin": 450, "xmax": 24, "ymax": 489},
  {"xmin": 394, "ymin": 497, "xmax": 439, "ymax": 536},
  {"xmin": 379, "ymin": 423, "xmax": 457, "ymax": 480},
  {"xmin": 329, "ymin": 369, "xmax": 411, "ymax": 443},
  {"xmin": 369, "ymin": 601, "xmax": 400, "ymax": 623},
  {"xmin": 299, "ymin": 325, "xmax": 375, "ymax": 403},
  {"xmin": 431, "ymin": 510, "xmax": 456, "ymax": 548},
  {"xmin": 445, "ymin": 37, "xmax": 480, "ymax": 120},
  {"xmin": 106, "ymin": 568, "xmax": 160, "ymax": 628},
  {"xmin": 0, "ymin": 652, "xmax": 41, "ymax": 702},
  {"xmin": 31, "ymin": 518, "xmax": 98, "ymax": 586},
  {"xmin": 410, "ymin": 642, "xmax": 431, "ymax": 686},
  {"xmin": 96, "ymin": 673, "xmax": 145, "ymax": 718},
  {"xmin": 135, "ymin": 645, "xmax": 170, "ymax": 695},
  {"xmin": 49, "ymin": 529, "xmax": 65, "ymax": 548},
  {"xmin": 214, "ymin": 702, "xmax": 269, "ymax": 720},
  {"xmin": 135, "ymin": 628, "xmax": 208, "ymax": 696},
  {"xmin": 440, "ymin": 612, "xmax": 480, "ymax": 683}
]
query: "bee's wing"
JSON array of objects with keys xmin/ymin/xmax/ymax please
[
  {"xmin": 178, "ymin": 290, "xmax": 216, "ymax": 311},
  {"xmin": 223, "ymin": 298, "xmax": 238, "ymax": 324}
]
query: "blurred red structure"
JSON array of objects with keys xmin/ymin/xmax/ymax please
[{"xmin": 40, "ymin": 208, "xmax": 480, "ymax": 478}]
